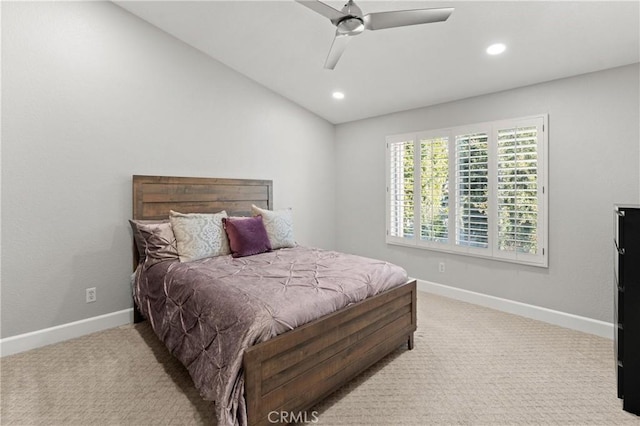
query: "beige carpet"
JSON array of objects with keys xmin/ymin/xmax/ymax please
[{"xmin": 1, "ymin": 292, "xmax": 638, "ymax": 425}]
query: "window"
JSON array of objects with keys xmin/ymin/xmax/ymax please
[
  {"xmin": 386, "ymin": 115, "xmax": 548, "ymax": 267},
  {"xmin": 388, "ymin": 137, "xmax": 415, "ymax": 239},
  {"xmin": 455, "ymin": 131, "xmax": 489, "ymax": 250},
  {"xmin": 420, "ymin": 135, "xmax": 449, "ymax": 243}
]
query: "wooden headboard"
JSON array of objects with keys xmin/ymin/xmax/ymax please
[
  {"xmin": 132, "ymin": 175, "xmax": 273, "ymax": 269},
  {"xmin": 132, "ymin": 175, "xmax": 273, "ymax": 221}
]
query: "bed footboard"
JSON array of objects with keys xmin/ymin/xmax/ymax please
[{"xmin": 243, "ymin": 279, "xmax": 417, "ymax": 426}]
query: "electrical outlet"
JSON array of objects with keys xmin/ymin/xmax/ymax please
[
  {"xmin": 438, "ymin": 262, "xmax": 445, "ymax": 273},
  {"xmin": 86, "ymin": 287, "xmax": 96, "ymax": 303}
]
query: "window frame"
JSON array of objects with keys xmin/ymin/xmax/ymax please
[{"xmin": 385, "ymin": 114, "xmax": 548, "ymax": 268}]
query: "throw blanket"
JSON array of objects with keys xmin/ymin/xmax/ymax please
[{"xmin": 134, "ymin": 246, "xmax": 408, "ymax": 425}]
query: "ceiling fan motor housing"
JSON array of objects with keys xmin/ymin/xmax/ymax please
[
  {"xmin": 337, "ymin": 17, "xmax": 364, "ymax": 35},
  {"xmin": 336, "ymin": 0, "xmax": 364, "ymax": 35}
]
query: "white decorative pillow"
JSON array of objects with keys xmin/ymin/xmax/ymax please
[
  {"xmin": 251, "ymin": 205, "xmax": 295, "ymax": 249},
  {"xmin": 169, "ymin": 210, "xmax": 230, "ymax": 262}
]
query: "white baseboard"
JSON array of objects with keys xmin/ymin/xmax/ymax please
[
  {"xmin": 0, "ymin": 282, "xmax": 614, "ymax": 357},
  {"xmin": 417, "ymin": 279, "xmax": 614, "ymax": 339},
  {"xmin": 0, "ymin": 308, "xmax": 133, "ymax": 357}
]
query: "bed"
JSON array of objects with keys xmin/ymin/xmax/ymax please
[{"xmin": 131, "ymin": 175, "xmax": 417, "ymax": 426}]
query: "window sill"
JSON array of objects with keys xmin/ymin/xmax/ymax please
[{"xmin": 386, "ymin": 238, "xmax": 548, "ymax": 268}]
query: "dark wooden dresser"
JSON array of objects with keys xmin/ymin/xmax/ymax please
[{"xmin": 615, "ymin": 205, "xmax": 640, "ymax": 415}]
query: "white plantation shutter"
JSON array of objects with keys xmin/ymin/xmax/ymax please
[
  {"xmin": 495, "ymin": 118, "xmax": 545, "ymax": 264},
  {"xmin": 419, "ymin": 135, "xmax": 449, "ymax": 244},
  {"xmin": 387, "ymin": 136, "xmax": 416, "ymax": 241},
  {"xmin": 455, "ymin": 132, "xmax": 489, "ymax": 250},
  {"xmin": 386, "ymin": 115, "xmax": 547, "ymax": 267}
]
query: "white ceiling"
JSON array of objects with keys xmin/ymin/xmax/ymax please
[{"xmin": 115, "ymin": 1, "xmax": 640, "ymax": 124}]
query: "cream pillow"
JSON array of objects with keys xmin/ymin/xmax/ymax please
[
  {"xmin": 169, "ymin": 210, "xmax": 230, "ymax": 262},
  {"xmin": 251, "ymin": 205, "xmax": 295, "ymax": 249}
]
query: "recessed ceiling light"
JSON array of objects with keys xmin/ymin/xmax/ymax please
[
  {"xmin": 486, "ymin": 43, "xmax": 506, "ymax": 55},
  {"xmin": 332, "ymin": 91, "xmax": 345, "ymax": 100}
]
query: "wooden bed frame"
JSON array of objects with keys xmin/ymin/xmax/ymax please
[{"xmin": 132, "ymin": 175, "xmax": 417, "ymax": 426}]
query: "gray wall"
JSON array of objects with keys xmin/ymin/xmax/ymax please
[
  {"xmin": 335, "ymin": 64, "xmax": 640, "ymax": 323},
  {"xmin": 1, "ymin": 2, "xmax": 336, "ymax": 338},
  {"xmin": 2, "ymin": 1, "xmax": 638, "ymax": 341}
]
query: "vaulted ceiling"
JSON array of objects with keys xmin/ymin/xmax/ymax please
[{"xmin": 116, "ymin": 1, "xmax": 640, "ymax": 124}]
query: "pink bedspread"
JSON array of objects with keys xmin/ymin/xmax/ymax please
[{"xmin": 134, "ymin": 246, "xmax": 408, "ymax": 425}]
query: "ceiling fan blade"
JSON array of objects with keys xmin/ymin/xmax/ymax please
[
  {"xmin": 324, "ymin": 32, "xmax": 351, "ymax": 70},
  {"xmin": 296, "ymin": 0, "xmax": 347, "ymax": 24},
  {"xmin": 363, "ymin": 7, "xmax": 454, "ymax": 31}
]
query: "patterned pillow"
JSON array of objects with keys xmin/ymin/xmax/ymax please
[
  {"xmin": 128, "ymin": 220, "xmax": 178, "ymax": 266},
  {"xmin": 169, "ymin": 210, "xmax": 230, "ymax": 262},
  {"xmin": 223, "ymin": 216, "xmax": 272, "ymax": 258},
  {"xmin": 251, "ymin": 205, "xmax": 295, "ymax": 249}
]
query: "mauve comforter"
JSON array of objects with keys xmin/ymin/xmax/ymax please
[{"xmin": 134, "ymin": 246, "xmax": 408, "ymax": 425}]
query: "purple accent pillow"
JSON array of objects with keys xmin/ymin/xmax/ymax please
[{"xmin": 222, "ymin": 216, "xmax": 272, "ymax": 258}]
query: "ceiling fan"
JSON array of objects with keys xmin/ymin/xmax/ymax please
[{"xmin": 296, "ymin": 0, "xmax": 454, "ymax": 69}]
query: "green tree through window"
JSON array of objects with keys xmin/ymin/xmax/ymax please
[{"xmin": 497, "ymin": 126, "xmax": 539, "ymax": 254}]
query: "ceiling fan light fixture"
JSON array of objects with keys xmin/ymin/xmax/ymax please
[
  {"xmin": 486, "ymin": 43, "xmax": 506, "ymax": 55},
  {"xmin": 332, "ymin": 91, "xmax": 345, "ymax": 100},
  {"xmin": 337, "ymin": 17, "xmax": 364, "ymax": 35}
]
